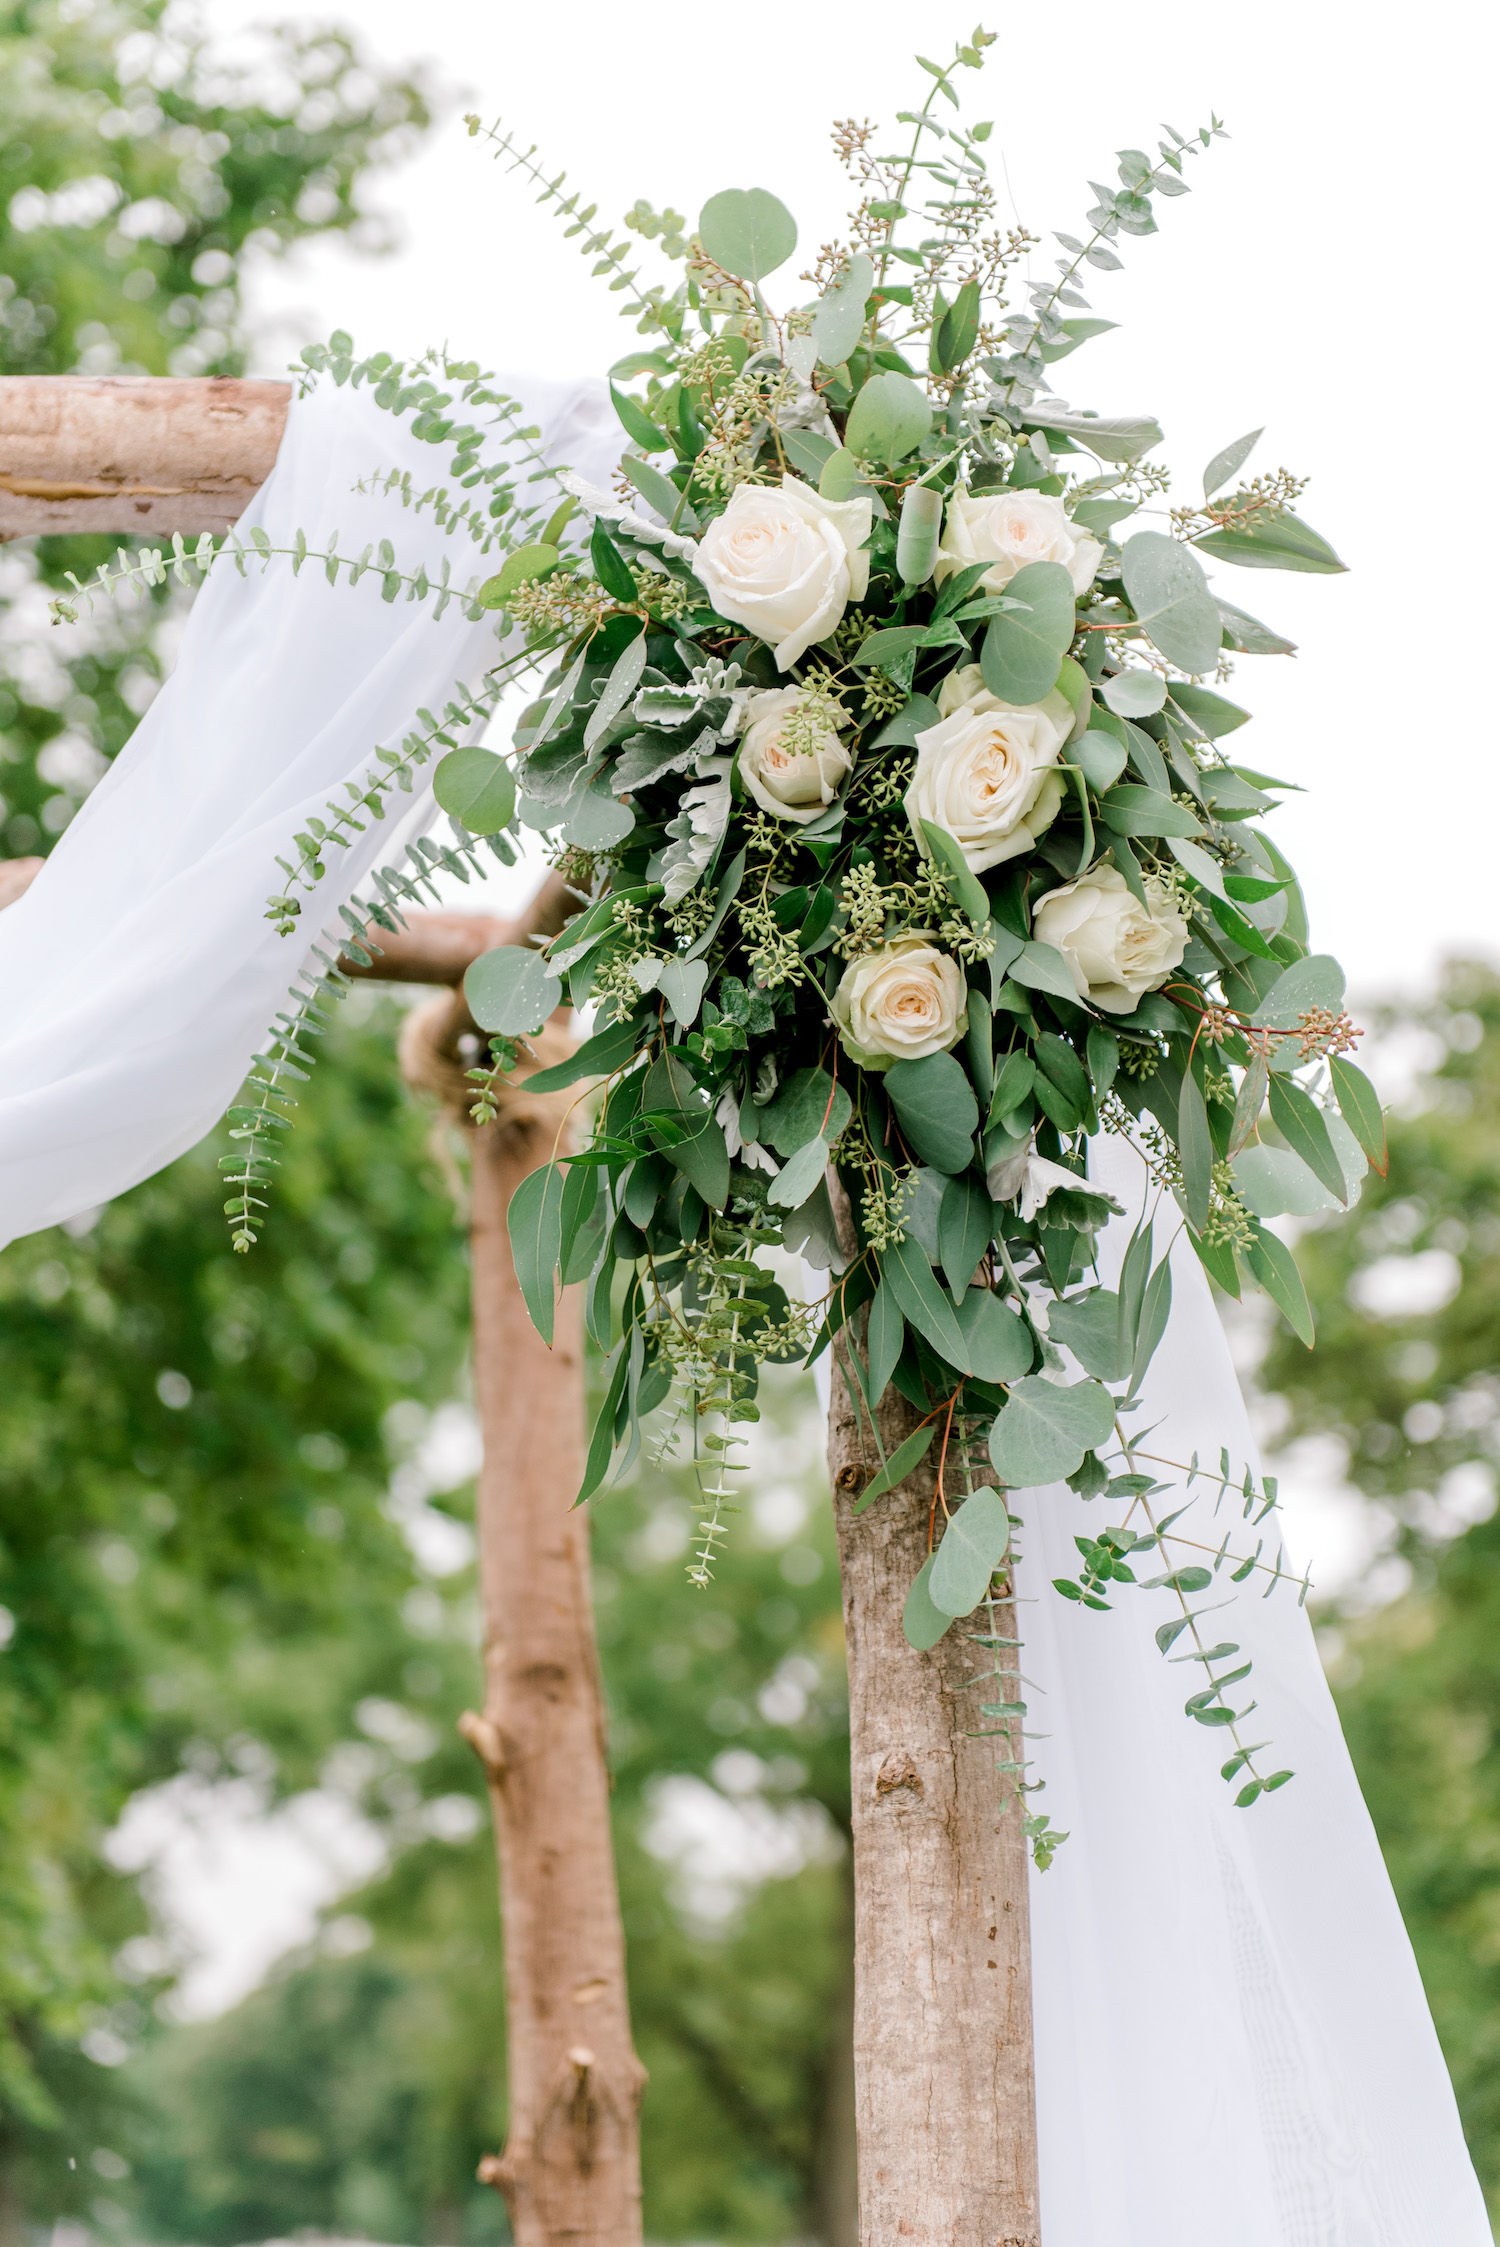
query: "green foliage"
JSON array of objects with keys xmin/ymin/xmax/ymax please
[
  {"xmin": 0, "ymin": 995, "xmax": 471, "ymax": 2210},
  {"xmin": 1257, "ymin": 962, "xmax": 1500, "ymax": 2216},
  {"xmin": 0, "ymin": 0, "xmax": 429, "ymax": 865}
]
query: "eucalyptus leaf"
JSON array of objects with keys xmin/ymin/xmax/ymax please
[
  {"xmin": 1008, "ymin": 940, "xmax": 1081, "ymax": 1005},
  {"xmin": 433, "ymin": 746, "xmax": 516, "ymax": 835},
  {"xmin": 657, "ymin": 956, "xmax": 709, "ymax": 1027},
  {"xmin": 938, "ymin": 1174, "xmax": 993, "ymax": 1300},
  {"xmin": 980, "ymin": 559, "xmax": 1075, "ymax": 703},
  {"xmin": 954, "ymin": 1290, "xmax": 1032, "ymax": 1383},
  {"xmin": 920, "ymin": 819, "xmax": 991, "ymax": 924},
  {"xmin": 1024, "ymin": 409, "xmax": 1163, "ymax": 463},
  {"xmin": 885, "ymin": 1052, "xmax": 979, "ymax": 1174},
  {"xmin": 619, "ymin": 453, "xmax": 701, "ymax": 531},
  {"xmin": 1121, "ymin": 530, "xmax": 1223, "ymax": 674},
  {"xmin": 930, "ymin": 1487, "xmax": 1011, "ymax": 1617},
  {"xmin": 561, "ymin": 780, "xmax": 636, "ymax": 849},
  {"xmin": 760, "ymin": 1065, "xmax": 852, "ymax": 1157},
  {"xmin": 1046, "ymin": 1289, "xmax": 1127, "ymax": 1381},
  {"xmin": 507, "ymin": 1161, "xmax": 566, "ymax": 1346},
  {"xmin": 846, "ymin": 370, "xmax": 933, "ymax": 465},
  {"xmin": 465, "ymin": 945, "xmax": 562, "ymax": 1037},
  {"xmin": 811, "ymin": 250, "xmax": 874, "ymax": 365},
  {"xmin": 990, "ymin": 1377, "xmax": 1117, "ymax": 1488},
  {"xmin": 1244, "ymin": 1221, "xmax": 1315, "ymax": 1345},
  {"xmin": 698, "ymin": 186, "xmax": 798, "ymax": 280},
  {"xmin": 883, "ymin": 1235, "xmax": 970, "ymax": 1369},
  {"xmin": 1203, "ymin": 427, "xmax": 1262, "ymax": 499},
  {"xmin": 769, "ymin": 1133, "xmax": 830, "ymax": 1210},
  {"xmin": 1251, "ymin": 953, "xmax": 1345, "ymax": 1029},
  {"xmin": 1231, "ymin": 1144, "xmax": 1340, "ymax": 1218},
  {"xmin": 865, "ymin": 1279, "xmax": 905, "ymax": 1410},
  {"xmin": 902, "ymin": 1555, "xmax": 953, "ymax": 1650},
  {"xmin": 1100, "ymin": 669, "xmax": 1167, "ymax": 718},
  {"xmin": 1193, "ymin": 510, "xmax": 1347, "ymax": 574},
  {"xmin": 853, "ymin": 1425, "xmax": 937, "ymax": 1514},
  {"xmin": 1071, "ymin": 729, "xmax": 1127, "ymax": 792},
  {"xmin": 584, "ymin": 631, "xmax": 648, "ymax": 752}
]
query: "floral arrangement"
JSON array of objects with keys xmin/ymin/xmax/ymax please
[{"xmin": 55, "ymin": 31, "xmax": 1384, "ymax": 1856}]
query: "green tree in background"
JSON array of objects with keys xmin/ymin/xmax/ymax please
[
  {"xmin": 0, "ymin": 0, "xmax": 429, "ymax": 863},
  {"xmin": 1259, "ymin": 959, "xmax": 1500, "ymax": 2221},
  {"xmin": 3, "ymin": 985, "xmax": 852, "ymax": 2242}
]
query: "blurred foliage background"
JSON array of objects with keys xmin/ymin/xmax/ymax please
[{"xmin": 4, "ymin": 2, "xmax": 1500, "ymax": 2243}]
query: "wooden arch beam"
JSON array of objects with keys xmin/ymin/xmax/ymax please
[{"xmin": 0, "ymin": 374, "xmax": 289, "ymax": 538}]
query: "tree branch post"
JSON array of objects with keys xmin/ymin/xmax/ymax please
[
  {"xmin": 0, "ymin": 375, "xmax": 289, "ymax": 537},
  {"xmin": 825, "ymin": 1188, "xmax": 1040, "ymax": 2247},
  {"xmin": 347, "ymin": 893, "xmax": 646, "ymax": 2247}
]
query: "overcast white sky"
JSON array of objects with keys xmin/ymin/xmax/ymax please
[{"xmin": 204, "ymin": 0, "xmax": 1500, "ymax": 999}]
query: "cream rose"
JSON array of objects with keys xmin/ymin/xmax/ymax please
[
  {"xmin": 1031, "ymin": 866, "xmax": 1191, "ymax": 1014},
  {"xmin": 831, "ymin": 940, "xmax": 968, "ymax": 1071},
  {"xmin": 737, "ymin": 688, "xmax": 853, "ymax": 823},
  {"xmin": 694, "ymin": 477, "xmax": 872, "ymax": 671},
  {"xmin": 905, "ymin": 689, "xmax": 1072, "ymax": 875},
  {"xmin": 935, "ymin": 488, "xmax": 1103, "ymax": 597}
]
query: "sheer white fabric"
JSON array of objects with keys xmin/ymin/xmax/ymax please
[
  {"xmin": 1023, "ymin": 1132, "xmax": 1489, "ymax": 2245},
  {"xmin": 0, "ymin": 372, "xmax": 1487, "ymax": 2241},
  {"xmin": 0, "ymin": 371, "xmax": 617, "ymax": 1247}
]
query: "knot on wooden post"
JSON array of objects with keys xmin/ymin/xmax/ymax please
[
  {"xmin": 457, "ymin": 1707, "xmax": 507, "ymax": 1782},
  {"xmin": 875, "ymin": 1750, "xmax": 924, "ymax": 1800}
]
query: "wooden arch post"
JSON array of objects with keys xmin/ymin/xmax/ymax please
[{"xmin": 1, "ymin": 373, "xmax": 1042, "ymax": 2247}]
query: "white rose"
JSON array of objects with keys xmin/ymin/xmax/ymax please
[
  {"xmin": 737, "ymin": 687, "xmax": 853, "ymax": 823},
  {"xmin": 935, "ymin": 488, "xmax": 1103, "ymax": 597},
  {"xmin": 694, "ymin": 477, "xmax": 872, "ymax": 671},
  {"xmin": 935, "ymin": 662, "xmax": 988, "ymax": 719},
  {"xmin": 831, "ymin": 940, "xmax": 968, "ymax": 1071},
  {"xmin": 905, "ymin": 690, "xmax": 1072, "ymax": 875},
  {"xmin": 1031, "ymin": 865, "xmax": 1191, "ymax": 1015}
]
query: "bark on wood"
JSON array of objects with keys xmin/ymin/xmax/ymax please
[
  {"xmin": 0, "ymin": 375, "xmax": 289, "ymax": 536},
  {"xmin": 465, "ymin": 1099, "xmax": 645, "ymax": 2245},
  {"xmin": 826, "ymin": 1198, "xmax": 1040, "ymax": 2245},
  {"xmin": 376, "ymin": 896, "xmax": 645, "ymax": 2245}
]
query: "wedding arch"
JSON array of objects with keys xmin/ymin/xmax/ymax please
[{"xmin": 0, "ymin": 35, "xmax": 1489, "ymax": 2247}]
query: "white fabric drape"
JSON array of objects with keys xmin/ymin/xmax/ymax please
[
  {"xmin": 0, "ymin": 371, "xmax": 617, "ymax": 1247},
  {"xmin": 0, "ymin": 378, "xmax": 1487, "ymax": 2240},
  {"xmin": 1023, "ymin": 1132, "xmax": 1490, "ymax": 2245}
]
